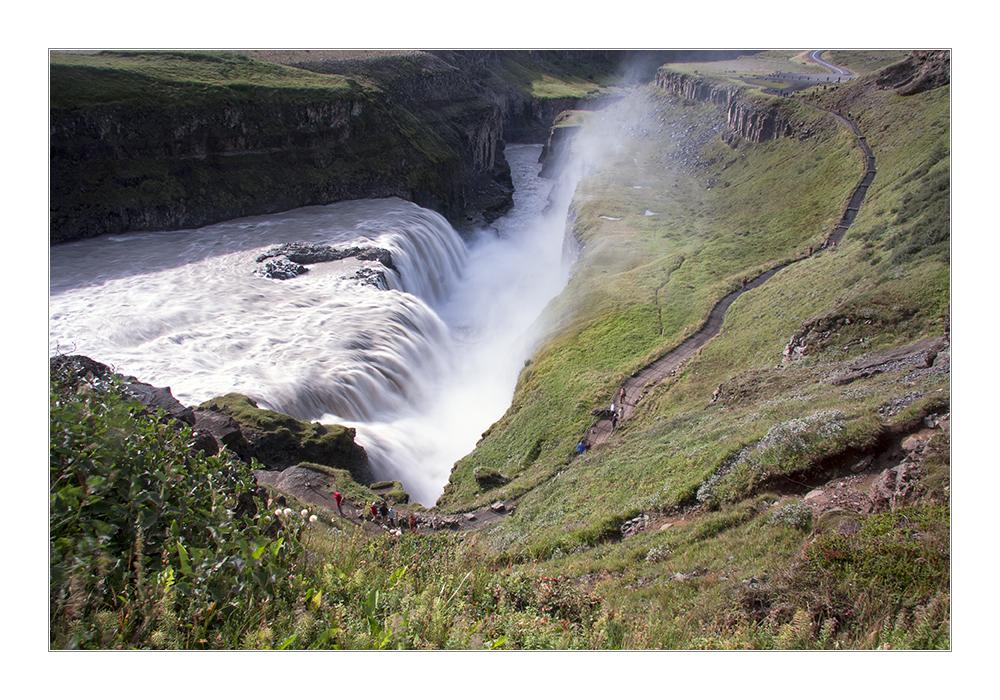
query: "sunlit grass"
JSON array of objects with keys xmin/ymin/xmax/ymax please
[{"xmin": 50, "ymin": 50, "xmax": 369, "ymax": 110}]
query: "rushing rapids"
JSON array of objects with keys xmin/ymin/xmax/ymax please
[{"xmin": 49, "ymin": 145, "xmax": 575, "ymax": 505}]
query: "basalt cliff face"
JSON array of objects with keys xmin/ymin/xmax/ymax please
[
  {"xmin": 654, "ymin": 69, "xmax": 794, "ymax": 143},
  {"xmin": 50, "ymin": 95, "xmax": 450, "ymax": 243},
  {"xmin": 50, "ymin": 53, "xmax": 515, "ymax": 244}
]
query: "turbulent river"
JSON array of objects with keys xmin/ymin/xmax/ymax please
[{"xmin": 49, "ymin": 144, "xmax": 576, "ymax": 505}]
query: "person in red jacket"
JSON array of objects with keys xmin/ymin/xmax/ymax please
[{"xmin": 334, "ymin": 491, "xmax": 343, "ymax": 515}]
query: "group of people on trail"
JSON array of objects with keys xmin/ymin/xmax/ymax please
[
  {"xmin": 369, "ymin": 501, "xmax": 396, "ymax": 525},
  {"xmin": 332, "ymin": 490, "xmax": 418, "ymax": 531},
  {"xmin": 576, "ymin": 388, "xmax": 631, "ymax": 454}
]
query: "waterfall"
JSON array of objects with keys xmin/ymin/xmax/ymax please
[{"xmin": 49, "ymin": 144, "xmax": 572, "ymax": 505}]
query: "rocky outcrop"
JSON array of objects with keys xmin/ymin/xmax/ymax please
[
  {"xmin": 252, "ymin": 241, "xmax": 397, "ymax": 281},
  {"xmin": 876, "ymin": 50, "xmax": 950, "ymax": 96},
  {"xmin": 50, "ymin": 354, "xmax": 199, "ymax": 427},
  {"xmin": 538, "ymin": 124, "xmax": 580, "ymax": 178},
  {"xmin": 654, "ymin": 70, "xmax": 795, "ymax": 144},
  {"xmin": 254, "ymin": 257, "xmax": 308, "ymax": 280},
  {"xmin": 829, "ymin": 337, "xmax": 947, "ymax": 386},
  {"xmin": 473, "ymin": 466, "xmax": 510, "ymax": 488},
  {"xmin": 255, "ymin": 241, "xmax": 397, "ymax": 271},
  {"xmin": 198, "ymin": 393, "xmax": 373, "ymax": 484},
  {"xmin": 49, "ymin": 354, "xmax": 373, "ymax": 484}
]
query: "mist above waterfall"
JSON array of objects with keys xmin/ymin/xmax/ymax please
[{"xmin": 49, "ymin": 144, "xmax": 576, "ymax": 506}]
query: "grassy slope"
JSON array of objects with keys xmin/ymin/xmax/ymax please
[
  {"xmin": 440, "ymin": 84, "xmax": 863, "ymax": 513},
  {"xmin": 440, "ymin": 53, "xmax": 949, "ymax": 647}
]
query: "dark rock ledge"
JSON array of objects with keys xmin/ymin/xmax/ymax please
[
  {"xmin": 49, "ymin": 354, "xmax": 373, "ymax": 485},
  {"xmin": 253, "ymin": 241, "xmax": 397, "ymax": 285}
]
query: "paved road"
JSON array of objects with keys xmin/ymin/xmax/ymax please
[
  {"xmin": 808, "ymin": 50, "xmax": 852, "ymax": 76},
  {"xmin": 752, "ymin": 49, "xmax": 856, "ymax": 97}
]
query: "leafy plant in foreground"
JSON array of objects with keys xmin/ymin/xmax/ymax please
[{"xmin": 49, "ymin": 369, "xmax": 302, "ymax": 648}]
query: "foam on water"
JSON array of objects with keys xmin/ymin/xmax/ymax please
[{"xmin": 49, "ymin": 144, "xmax": 574, "ymax": 505}]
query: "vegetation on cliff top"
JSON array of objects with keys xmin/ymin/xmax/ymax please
[{"xmin": 50, "ymin": 51, "xmax": 373, "ymax": 110}]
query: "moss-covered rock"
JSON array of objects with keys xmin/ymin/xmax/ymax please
[
  {"xmin": 370, "ymin": 480, "xmax": 411, "ymax": 505},
  {"xmin": 199, "ymin": 393, "xmax": 372, "ymax": 484}
]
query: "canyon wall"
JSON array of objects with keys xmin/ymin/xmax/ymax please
[
  {"xmin": 50, "ymin": 51, "xmax": 758, "ymax": 244},
  {"xmin": 50, "ymin": 54, "xmax": 514, "ymax": 244},
  {"xmin": 654, "ymin": 69, "xmax": 795, "ymax": 143}
]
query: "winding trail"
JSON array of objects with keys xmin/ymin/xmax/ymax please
[{"xmin": 579, "ymin": 52, "xmax": 877, "ymax": 451}]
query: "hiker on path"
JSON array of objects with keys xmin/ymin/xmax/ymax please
[
  {"xmin": 409, "ymin": 512, "xmax": 417, "ymax": 530},
  {"xmin": 370, "ymin": 502, "xmax": 379, "ymax": 522},
  {"xmin": 742, "ymin": 277, "xmax": 747, "ymax": 290},
  {"xmin": 620, "ymin": 387, "xmax": 627, "ymax": 406},
  {"xmin": 379, "ymin": 501, "xmax": 389, "ymax": 522},
  {"xmin": 576, "ymin": 441, "xmax": 586, "ymax": 455},
  {"xmin": 334, "ymin": 491, "xmax": 344, "ymax": 515},
  {"xmin": 388, "ymin": 506, "xmax": 396, "ymax": 527}
]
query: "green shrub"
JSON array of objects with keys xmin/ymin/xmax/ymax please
[
  {"xmin": 50, "ymin": 370, "xmax": 302, "ymax": 648},
  {"xmin": 768, "ymin": 500, "xmax": 814, "ymax": 532}
]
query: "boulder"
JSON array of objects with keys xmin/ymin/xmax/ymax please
[
  {"xmin": 474, "ymin": 467, "xmax": 509, "ymax": 488},
  {"xmin": 254, "ymin": 256, "xmax": 308, "ymax": 280},
  {"xmin": 123, "ymin": 381, "xmax": 196, "ymax": 426},
  {"xmin": 870, "ymin": 462, "xmax": 924, "ymax": 512},
  {"xmin": 193, "ymin": 409, "xmax": 253, "ymax": 462},
  {"xmin": 189, "ymin": 429, "xmax": 220, "ymax": 456}
]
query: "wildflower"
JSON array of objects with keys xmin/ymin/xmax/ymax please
[
  {"xmin": 274, "ymin": 509, "xmax": 283, "ymax": 517},
  {"xmin": 283, "ymin": 508, "xmax": 292, "ymax": 517},
  {"xmin": 309, "ymin": 514, "xmax": 317, "ymax": 523},
  {"xmin": 300, "ymin": 509, "xmax": 309, "ymax": 518}
]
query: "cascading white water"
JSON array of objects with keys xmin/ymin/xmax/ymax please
[{"xmin": 49, "ymin": 144, "xmax": 575, "ymax": 505}]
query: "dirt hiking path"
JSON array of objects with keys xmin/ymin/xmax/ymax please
[{"xmin": 581, "ymin": 60, "xmax": 876, "ymax": 450}]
